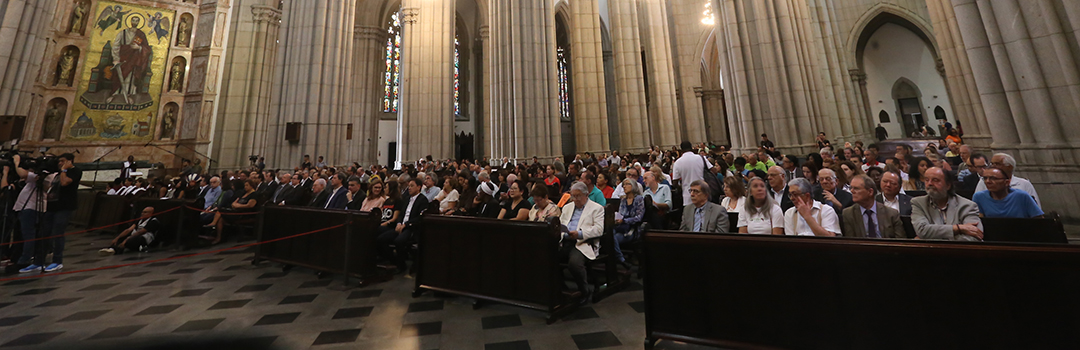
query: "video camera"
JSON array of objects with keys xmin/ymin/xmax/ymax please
[{"xmin": 0, "ymin": 150, "xmax": 60, "ymax": 174}]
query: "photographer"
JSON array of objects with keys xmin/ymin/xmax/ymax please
[
  {"xmin": 40, "ymin": 153, "xmax": 80, "ymax": 273},
  {"xmin": 10, "ymin": 155, "xmax": 53, "ymax": 274}
]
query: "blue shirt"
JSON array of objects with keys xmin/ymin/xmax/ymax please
[
  {"xmin": 568, "ymin": 206, "xmax": 585, "ymax": 232},
  {"xmin": 693, "ymin": 206, "xmax": 706, "ymax": 232},
  {"xmin": 203, "ymin": 186, "xmax": 222, "ymax": 209},
  {"xmin": 861, "ymin": 202, "xmax": 880, "ymax": 237},
  {"xmin": 972, "ymin": 189, "xmax": 1044, "ymax": 219},
  {"xmin": 644, "ymin": 184, "xmax": 672, "ymax": 209},
  {"xmin": 589, "ymin": 186, "xmax": 607, "ymax": 206}
]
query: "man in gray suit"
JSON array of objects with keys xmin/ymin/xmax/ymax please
[
  {"xmin": 680, "ymin": 180, "xmax": 730, "ymax": 233},
  {"xmin": 842, "ymin": 175, "xmax": 906, "ymax": 239},
  {"xmin": 911, "ymin": 167, "xmax": 983, "ymax": 241},
  {"xmin": 876, "ymin": 171, "xmax": 912, "ymax": 216}
]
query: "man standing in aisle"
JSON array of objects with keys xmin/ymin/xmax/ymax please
[{"xmin": 40, "ymin": 153, "xmax": 82, "ymax": 273}]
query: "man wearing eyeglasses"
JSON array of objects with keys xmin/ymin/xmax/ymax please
[
  {"xmin": 972, "ymin": 168, "xmax": 1043, "ymax": 219},
  {"xmin": 679, "ymin": 180, "xmax": 728, "ymax": 233}
]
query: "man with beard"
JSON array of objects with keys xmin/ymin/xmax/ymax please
[{"xmin": 911, "ymin": 167, "xmax": 982, "ymax": 241}]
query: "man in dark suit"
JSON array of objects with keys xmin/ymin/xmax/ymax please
[
  {"xmin": 377, "ymin": 178, "xmax": 429, "ymax": 272},
  {"xmin": 345, "ymin": 177, "xmax": 365, "ymax": 210},
  {"xmin": 307, "ymin": 179, "xmax": 330, "ymax": 208},
  {"xmin": 815, "ymin": 168, "xmax": 853, "ymax": 217},
  {"xmin": 323, "ymin": 174, "xmax": 349, "ymax": 210},
  {"xmin": 843, "ymin": 175, "xmax": 906, "ymax": 238},
  {"xmin": 876, "ymin": 171, "xmax": 913, "ymax": 216},
  {"xmin": 767, "ymin": 166, "xmax": 794, "ymax": 211},
  {"xmin": 267, "ymin": 173, "xmax": 294, "ymax": 205}
]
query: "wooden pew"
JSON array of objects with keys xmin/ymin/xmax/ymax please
[
  {"xmin": 255, "ymin": 206, "xmax": 388, "ymax": 285},
  {"xmin": 982, "ymin": 213, "xmax": 1067, "ymax": 244},
  {"xmin": 641, "ymin": 230, "xmax": 1080, "ymax": 349},
  {"xmin": 727, "ymin": 212, "xmax": 739, "ymax": 233},
  {"xmin": 88, "ymin": 192, "xmax": 129, "ymax": 234},
  {"xmin": 413, "ymin": 215, "xmax": 580, "ymax": 324},
  {"xmin": 588, "ymin": 202, "xmax": 630, "ymax": 303},
  {"xmin": 70, "ymin": 189, "xmax": 97, "ymax": 227}
]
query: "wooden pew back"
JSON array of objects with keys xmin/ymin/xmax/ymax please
[
  {"xmin": 416, "ymin": 215, "xmax": 565, "ymax": 313},
  {"xmin": 641, "ymin": 230, "xmax": 1080, "ymax": 349},
  {"xmin": 982, "ymin": 213, "xmax": 1067, "ymax": 244},
  {"xmin": 257, "ymin": 206, "xmax": 381, "ymax": 279}
]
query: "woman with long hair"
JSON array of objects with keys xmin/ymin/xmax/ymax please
[
  {"xmin": 738, "ymin": 177, "xmax": 785, "ymax": 235},
  {"xmin": 903, "ymin": 157, "xmax": 933, "ymax": 191},
  {"xmin": 360, "ymin": 178, "xmax": 387, "ymax": 212}
]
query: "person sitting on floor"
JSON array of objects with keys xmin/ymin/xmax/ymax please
[{"xmin": 99, "ymin": 206, "xmax": 161, "ymax": 255}]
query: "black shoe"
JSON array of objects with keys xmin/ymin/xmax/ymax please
[{"xmin": 578, "ymin": 291, "xmax": 591, "ymax": 306}]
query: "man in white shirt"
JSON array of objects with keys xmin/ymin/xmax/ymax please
[
  {"xmin": 783, "ymin": 178, "xmax": 841, "ymax": 237},
  {"xmin": 767, "ymin": 166, "xmax": 793, "ymax": 211},
  {"xmin": 974, "ymin": 153, "xmax": 1040, "ymax": 208},
  {"xmin": 672, "ymin": 141, "xmax": 712, "ymax": 207}
]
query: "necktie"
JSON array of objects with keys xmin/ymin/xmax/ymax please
[
  {"xmin": 272, "ymin": 186, "xmax": 285, "ymax": 203},
  {"xmin": 694, "ymin": 207, "xmax": 704, "ymax": 232},
  {"xmin": 866, "ymin": 210, "xmax": 878, "ymax": 238}
]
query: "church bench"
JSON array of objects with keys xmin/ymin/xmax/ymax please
[
  {"xmin": 255, "ymin": 206, "xmax": 388, "ymax": 286},
  {"xmin": 640, "ymin": 230, "xmax": 1080, "ymax": 349},
  {"xmin": 982, "ymin": 212, "xmax": 1067, "ymax": 244},
  {"xmin": 88, "ymin": 192, "xmax": 129, "ymax": 234},
  {"xmin": 413, "ymin": 215, "xmax": 582, "ymax": 324}
]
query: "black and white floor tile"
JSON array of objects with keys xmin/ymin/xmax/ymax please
[{"xmin": 0, "ymin": 231, "xmax": 718, "ymax": 349}]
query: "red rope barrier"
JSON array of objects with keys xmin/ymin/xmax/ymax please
[
  {"xmin": 0, "ymin": 223, "xmax": 347, "ymax": 282},
  {"xmin": 1, "ymin": 206, "xmax": 182, "ymax": 247}
]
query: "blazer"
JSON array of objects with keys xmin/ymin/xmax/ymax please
[
  {"xmin": 560, "ymin": 200, "xmax": 606, "ymax": 260},
  {"xmin": 841, "ymin": 203, "xmax": 906, "ymax": 238},
  {"xmin": 307, "ymin": 190, "xmax": 330, "ymax": 208},
  {"xmin": 816, "ymin": 188, "xmax": 853, "ymax": 217},
  {"xmin": 910, "ymin": 194, "xmax": 983, "ymax": 241},
  {"xmin": 323, "ymin": 186, "xmax": 350, "ymax": 210},
  {"xmin": 268, "ymin": 184, "xmax": 294, "ymax": 205},
  {"xmin": 399, "ymin": 193, "xmax": 430, "ymax": 230},
  {"xmin": 770, "ymin": 186, "xmax": 794, "ymax": 212},
  {"xmin": 875, "ymin": 193, "xmax": 912, "ymax": 216},
  {"xmin": 679, "ymin": 201, "xmax": 730, "ymax": 234}
]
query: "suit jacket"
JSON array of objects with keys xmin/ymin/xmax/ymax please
[
  {"xmin": 679, "ymin": 202, "xmax": 730, "ymax": 233},
  {"xmin": 323, "ymin": 186, "xmax": 349, "ymax": 210},
  {"xmin": 560, "ymin": 200, "xmax": 605, "ymax": 260},
  {"xmin": 841, "ymin": 203, "xmax": 906, "ymax": 238},
  {"xmin": 770, "ymin": 186, "xmax": 794, "ymax": 212},
  {"xmin": 307, "ymin": 190, "xmax": 330, "ymax": 208},
  {"xmin": 399, "ymin": 193, "xmax": 430, "ymax": 230},
  {"xmin": 268, "ymin": 184, "xmax": 294, "ymax": 205},
  {"xmin": 875, "ymin": 193, "xmax": 912, "ymax": 216},
  {"xmin": 816, "ymin": 188, "xmax": 853, "ymax": 217},
  {"xmin": 910, "ymin": 194, "xmax": 982, "ymax": 241},
  {"xmin": 346, "ymin": 191, "xmax": 366, "ymax": 210}
]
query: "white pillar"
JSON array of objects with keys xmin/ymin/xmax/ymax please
[
  {"xmin": 609, "ymin": 0, "xmax": 649, "ymax": 152},
  {"xmin": 569, "ymin": 0, "xmax": 611, "ymax": 153},
  {"xmin": 396, "ymin": 0, "xmax": 456, "ymax": 165},
  {"xmin": 353, "ymin": 26, "xmax": 387, "ymax": 166},
  {"xmin": 639, "ymin": 0, "xmax": 681, "ymax": 148}
]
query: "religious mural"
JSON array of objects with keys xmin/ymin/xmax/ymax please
[{"xmin": 67, "ymin": 1, "xmax": 175, "ymax": 141}]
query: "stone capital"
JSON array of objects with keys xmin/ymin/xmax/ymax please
[
  {"xmin": 848, "ymin": 69, "xmax": 867, "ymax": 85},
  {"xmin": 251, "ymin": 5, "xmax": 281, "ymax": 24},
  {"xmin": 936, "ymin": 58, "xmax": 946, "ymax": 78},
  {"xmin": 401, "ymin": 7, "xmax": 419, "ymax": 25},
  {"xmin": 355, "ymin": 25, "xmax": 388, "ymax": 41},
  {"xmin": 478, "ymin": 25, "xmax": 490, "ymax": 40}
]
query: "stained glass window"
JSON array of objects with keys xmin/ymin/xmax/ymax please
[
  {"xmin": 557, "ymin": 48, "xmax": 571, "ymax": 121},
  {"xmin": 383, "ymin": 13, "xmax": 402, "ymax": 113},
  {"xmin": 454, "ymin": 34, "xmax": 460, "ymax": 116}
]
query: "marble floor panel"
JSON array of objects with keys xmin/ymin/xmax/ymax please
[{"xmin": 0, "ymin": 230, "xmax": 720, "ymax": 350}]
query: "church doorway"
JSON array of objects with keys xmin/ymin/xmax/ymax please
[{"xmin": 893, "ymin": 78, "xmax": 924, "ymax": 137}]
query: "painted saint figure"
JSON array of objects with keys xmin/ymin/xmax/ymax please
[
  {"xmin": 177, "ymin": 17, "xmax": 190, "ymax": 47},
  {"xmin": 56, "ymin": 49, "xmax": 76, "ymax": 86},
  {"xmin": 106, "ymin": 16, "xmax": 153, "ymax": 105},
  {"xmin": 95, "ymin": 5, "xmax": 129, "ymax": 35},
  {"xmin": 146, "ymin": 12, "xmax": 171, "ymax": 43},
  {"xmin": 169, "ymin": 60, "xmax": 184, "ymax": 92}
]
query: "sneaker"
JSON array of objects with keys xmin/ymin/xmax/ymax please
[
  {"xmin": 18, "ymin": 264, "xmax": 42, "ymax": 274},
  {"xmin": 98, "ymin": 248, "xmax": 115, "ymax": 256},
  {"xmin": 43, "ymin": 263, "xmax": 63, "ymax": 273}
]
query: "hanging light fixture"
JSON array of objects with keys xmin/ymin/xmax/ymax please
[{"xmin": 702, "ymin": 2, "xmax": 715, "ymax": 25}]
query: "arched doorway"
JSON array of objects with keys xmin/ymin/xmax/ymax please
[{"xmin": 855, "ymin": 11, "xmax": 954, "ymax": 140}]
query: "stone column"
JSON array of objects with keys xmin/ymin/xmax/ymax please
[
  {"xmin": 269, "ymin": 0, "xmax": 356, "ymax": 167},
  {"xmin": 608, "ymin": 0, "xmax": 650, "ymax": 153},
  {"xmin": 0, "ymin": 0, "xmax": 56, "ymax": 115},
  {"xmin": 214, "ymin": 3, "xmax": 281, "ymax": 169},
  {"xmin": 396, "ymin": 0, "xmax": 456, "ymax": 165},
  {"xmin": 479, "ymin": 25, "xmax": 491, "ymax": 158},
  {"xmin": 487, "ymin": 0, "xmax": 561, "ymax": 160},
  {"xmin": 569, "ymin": 0, "xmax": 610, "ymax": 153},
  {"xmin": 353, "ymin": 25, "xmax": 387, "ymax": 166},
  {"xmin": 639, "ymin": 0, "xmax": 681, "ymax": 148},
  {"xmin": 668, "ymin": 0, "xmax": 709, "ymax": 144},
  {"xmin": 181, "ymin": 0, "xmax": 234, "ymax": 167},
  {"xmin": 926, "ymin": 0, "xmax": 992, "ymax": 146},
  {"xmin": 701, "ymin": 89, "xmax": 728, "ymax": 145}
]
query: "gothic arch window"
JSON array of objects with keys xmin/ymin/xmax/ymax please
[
  {"xmin": 879, "ymin": 110, "xmax": 890, "ymax": 123},
  {"xmin": 934, "ymin": 106, "xmax": 947, "ymax": 120},
  {"xmin": 555, "ymin": 15, "xmax": 571, "ymax": 122},
  {"xmin": 383, "ymin": 12, "xmax": 402, "ymax": 113}
]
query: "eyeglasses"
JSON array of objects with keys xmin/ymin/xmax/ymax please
[{"xmin": 689, "ymin": 189, "xmax": 703, "ymax": 194}]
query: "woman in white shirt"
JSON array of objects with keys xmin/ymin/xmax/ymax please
[
  {"xmin": 720, "ymin": 176, "xmax": 746, "ymax": 213},
  {"xmin": 737, "ymin": 177, "xmax": 785, "ymax": 235},
  {"xmin": 435, "ymin": 176, "xmax": 460, "ymax": 214}
]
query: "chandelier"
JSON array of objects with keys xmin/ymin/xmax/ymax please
[{"xmin": 701, "ymin": 1, "xmax": 715, "ymax": 25}]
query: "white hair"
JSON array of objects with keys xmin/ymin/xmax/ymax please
[
  {"xmin": 620, "ymin": 178, "xmax": 641, "ymax": 196},
  {"xmin": 570, "ymin": 181, "xmax": 589, "ymax": 194},
  {"xmin": 818, "ymin": 168, "xmax": 837, "ymax": 181},
  {"xmin": 788, "ymin": 178, "xmax": 813, "ymax": 196},
  {"xmin": 993, "ymin": 153, "xmax": 1016, "ymax": 168},
  {"xmin": 314, "ymin": 179, "xmax": 327, "ymax": 187}
]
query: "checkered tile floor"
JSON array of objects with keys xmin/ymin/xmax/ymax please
[{"xmin": 0, "ymin": 230, "xmax": 718, "ymax": 349}]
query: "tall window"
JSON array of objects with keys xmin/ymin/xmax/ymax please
[
  {"xmin": 454, "ymin": 34, "xmax": 460, "ymax": 116},
  {"xmin": 383, "ymin": 13, "xmax": 402, "ymax": 113},
  {"xmin": 557, "ymin": 47, "xmax": 570, "ymax": 121}
]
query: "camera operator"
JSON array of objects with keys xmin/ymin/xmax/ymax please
[
  {"xmin": 40, "ymin": 153, "xmax": 80, "ymax": 273},
  {"xmin": 10, "ymin": 155, "xmax": 53, "ymax": 274}
]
